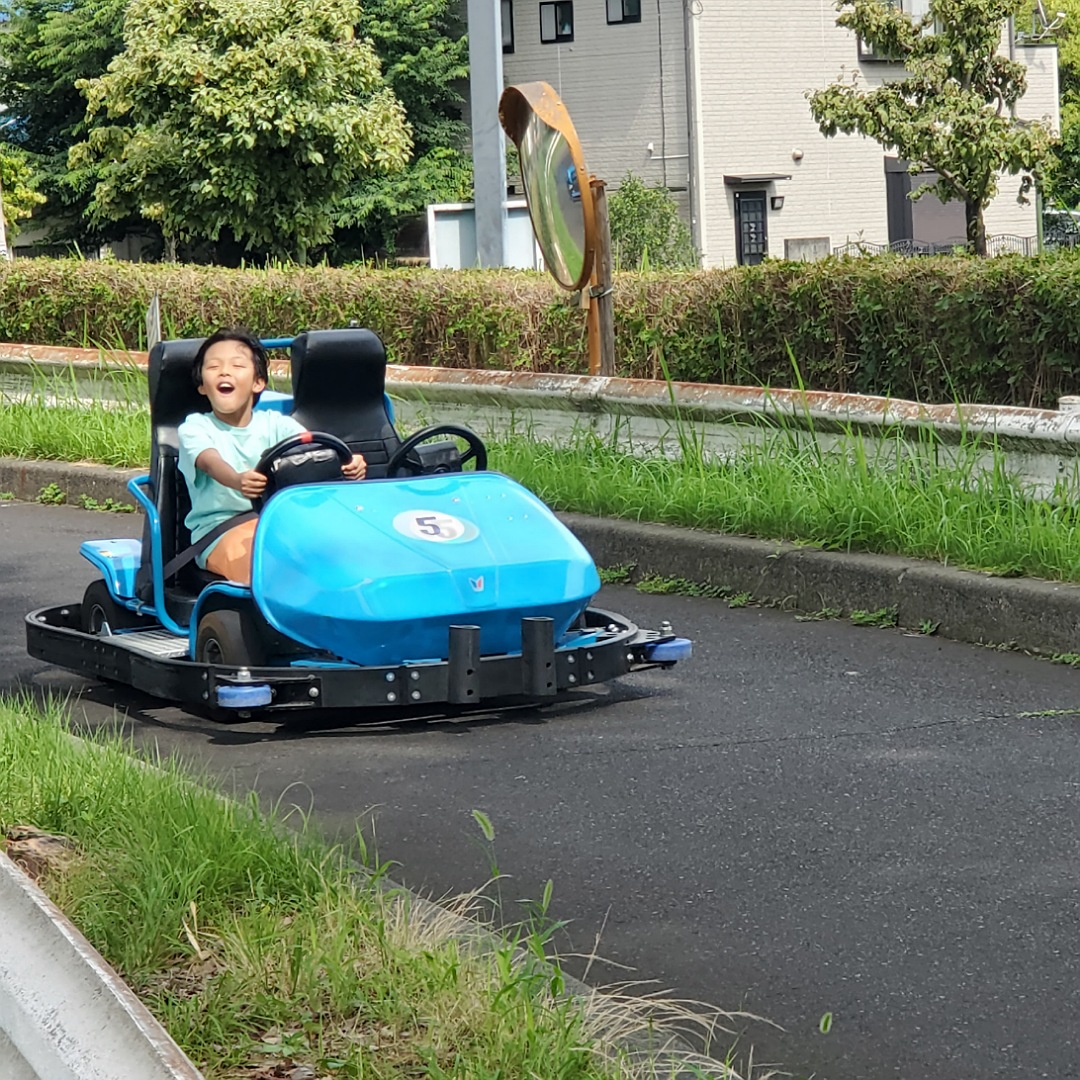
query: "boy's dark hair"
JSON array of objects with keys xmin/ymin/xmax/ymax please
[{"xmin": 191, "ymin": 327, "xmax": 269, "ymax": 391}]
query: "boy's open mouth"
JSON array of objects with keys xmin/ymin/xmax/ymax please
[{"xmin": 215, "ymin": 381, "xmax": 235, "ymax": 395}]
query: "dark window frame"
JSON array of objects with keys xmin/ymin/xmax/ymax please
[
  {"xmin": 539, "ymin": 0, "xmax": 574, "ymax": 43},
  {"xmin": 606, "ymin": 0, "xmax": 641, "ymax": 25},
  {"xmin": 502, "ymin": 0, "xmax": 515, "ymax": 53}
]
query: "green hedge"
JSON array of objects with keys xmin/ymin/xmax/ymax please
[{"xmin": 4, "ymin": 254, "xmax": 1080, "ymax": 407}]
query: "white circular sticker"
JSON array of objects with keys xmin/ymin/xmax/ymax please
[{"xmin": 393, "ymin": 510, "xmax": 479, "ymax": 544}]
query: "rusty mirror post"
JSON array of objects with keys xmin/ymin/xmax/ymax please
[{"xmin": 499, "ymin": 82, "xmax": 615, "ymax": 377}]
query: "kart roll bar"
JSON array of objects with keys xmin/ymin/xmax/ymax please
[{"xmin": 126, "ymin": 475, "xmax": 189, "ymax": 637}]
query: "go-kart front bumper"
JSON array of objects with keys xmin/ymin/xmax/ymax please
[{"xmin": 25, "ymin": 605, "xmax": 690, "ymax": 717}]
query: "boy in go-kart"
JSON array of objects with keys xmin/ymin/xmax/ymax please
[{"xmin": 178, "ymin": 328, "xmax": 367, "ymax": 585}]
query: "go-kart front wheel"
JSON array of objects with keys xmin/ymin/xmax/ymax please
[
  {"xmin": 80, "ymin": 580, "xmax": 144, "ymax": 635},
  {"xmin": 195, "ymin": 609, "xmax": 267, "ymax": 668}
]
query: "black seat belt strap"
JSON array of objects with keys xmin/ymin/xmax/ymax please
[{"xmin": 161, "ymin": 510, "xmax": 258, "ymax": 582}]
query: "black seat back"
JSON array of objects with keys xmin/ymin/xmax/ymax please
[
  {"xmin": 289, "ymin": 328, "xmax": 401, "ymax": 478},
  {"xmin": 135, "ymin": 338, "xmax": 210, "ymax": 620}
]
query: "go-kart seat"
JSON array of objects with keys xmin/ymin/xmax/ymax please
[
  {"xmin": 134, "ymin": 337, "xmax": 225, "ymax": 625},
  {"xmin": 288, "ymin": 328, "xmax": 402, "ymax": 478}
]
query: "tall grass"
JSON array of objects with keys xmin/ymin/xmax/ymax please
[
  {"xmin": 5, "ymin": 373, "xmax": 1080, "ymax": 583},
  {"xmin": 496, "ymin": 430, "xmax": 1080, "ymax": 581},
  {"xmin": 0, "ymin": 695, "xmax": 744, "ymax": 1079},
  {"xmin": 0, "ymin": 364, "xmax": 149, "ymax": 466}
]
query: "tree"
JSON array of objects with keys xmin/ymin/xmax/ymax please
[
  {"xmin": 0, "ymin": 0, "xmax": 128, "ymax": 245},
  {"xmin": 332, "ymin": 0, "xmax": 472, "ymax": 256},
  {"xmin": 608, "ymin": 174, "xmax": 697, "ymax": 269},
  {"xmin": 70, "ymin": 0, "xmax": 413, "ymax": 262},
  {"xmin": 0, "ymin": 146, "xmax": 48, "ymax": 242},
  {"xmin": 1026, "ymin": 0, "xmax": 1080, "ymax": 206},
  {"xmin": 808, "ymin": 0, "xmax": 1056, "ymax": 255}
]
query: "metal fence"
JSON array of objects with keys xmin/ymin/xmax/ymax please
[
  {"xmin": 833, "ymin": 235, "xmax": 1034, "ymax": 257},
  {"xmin": 832, "ymin": 229, "xmax": 1080, "ymax": 258}
]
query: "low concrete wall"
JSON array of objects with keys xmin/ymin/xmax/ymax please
[
  {"xmin": 0, "ymin": 850, "xmax": 204, "ymax": 1080},
  {"xmin": 4, "ymin": 342, "xmax": 1080, "ymax": 498}
]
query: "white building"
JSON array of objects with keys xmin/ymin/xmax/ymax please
[{"xmin": 497, "ymin": 0, "xmax": 1061, "ymax": 266}]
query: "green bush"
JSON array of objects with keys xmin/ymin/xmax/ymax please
[
  {"xmin": 4, "ymin": 253, "xmax": 1080, "ymax": 406},
  {"xmin": 608, "ymin": 173, "xmax": 697, "ymax": 270}
]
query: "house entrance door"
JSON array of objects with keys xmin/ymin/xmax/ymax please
[{"xmin": 735, "ymin": 191, "xmax": 767, "ymax": 265}]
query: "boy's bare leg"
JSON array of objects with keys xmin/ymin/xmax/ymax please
[{"xmin": 204, "ymin": 519, "xmax": 258, "ymax": 585}]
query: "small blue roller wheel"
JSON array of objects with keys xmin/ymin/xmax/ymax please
[
  {"xmin": 644, "ymin": 636, "xmax": 692, "ymax": 663},
  {"xmin": 216, "ymin": 683, "xmax": 273, "ymax": 709}
]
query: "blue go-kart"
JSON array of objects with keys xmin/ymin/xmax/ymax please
[{"xmin": 25, "ymin": 328, "xmax": 691, "ymax": 720}]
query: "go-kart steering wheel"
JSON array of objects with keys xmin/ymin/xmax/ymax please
[
  {"xmin": 251, "ymin": 430, "xmax": 353, "ymax": 509},
  {"xmin": 385, "ymin": 424, "xmax": 488, "ymax": 478}
]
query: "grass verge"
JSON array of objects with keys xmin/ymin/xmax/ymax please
[
  {"xmin": 0, "ymin": 695, "xmax": 742, "ymax": 1080},
  {"xmin": 6, "ymin": 365, "xmax": 1080, "ymax": 583}
]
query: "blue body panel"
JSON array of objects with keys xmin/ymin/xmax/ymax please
[
  {"xmin": 255, "ymin": 389, "xmax": 395, "ymax": 425},
  {"xmin": 79, "ymin": 538, "xmax": 142, "ymax": 602},
  {"xmin": 255, "ymin": 390, "xmax": 294, "ymax": 415},
  {"xmin": 252, "ymin": 472, "xmax": 600, "ymax": 665}
]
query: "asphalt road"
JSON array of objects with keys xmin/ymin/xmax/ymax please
[{"xmin": 6, "ymin": 501, "xmax": 1080, "ymax": 1080}]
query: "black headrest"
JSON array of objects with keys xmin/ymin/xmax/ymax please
[
  {"xmin": 290, "ymin": 328, "xmax": 387, "ymax": 414},
  {"xmin": 148, "ymin": 337, "xmax": 209, "ymax": 441}
]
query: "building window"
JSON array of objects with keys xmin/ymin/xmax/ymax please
[
  {"xmin": 540, "ymin": 1, "xmax": 573, "ymax": 43},
  {"xmin": 502, "ymin": 0, "xmax": 514, "ymax": 52},
  {"xmin": 607, "ymin": 0, "xmax": 640, "ymax": 24}
]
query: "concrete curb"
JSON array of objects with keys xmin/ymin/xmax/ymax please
[
  {"xmin": 7, "ymin": 456, "xmax": 1080, "ymax": 658},
  {"xmin": 0, "ymin": 849, "xmax": 204, "ymax": 1080},
  {"xmin": 0, "ymin": 457, "xmax": 142, "ymax": 509},
  {"xmin": 562, "ymin": 512, "xmax": 1080, "ymax": 656}
]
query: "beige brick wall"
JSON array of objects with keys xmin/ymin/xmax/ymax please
[
  {"xmin": 982, "ymin": 43, "xmax": 1060, "ymax": 239},
  {"xmin": 502, "ymin": 0, "xmax": 688, "ymax": 199},
  {"xmin": 498, "ymin": 0, "xmax": 1059, "ymax": 266}
]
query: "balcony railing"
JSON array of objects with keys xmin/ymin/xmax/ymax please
[{"xmin": 832, "ymin": 217, "xmax": 1080, "ymax": 258}]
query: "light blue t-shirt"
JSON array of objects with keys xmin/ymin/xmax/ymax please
[{"xmin": 177, "ymin": 410, "xmax": 305, "ymax": 562}]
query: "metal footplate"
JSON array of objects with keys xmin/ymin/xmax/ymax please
[{"xmin": 107, "ymin": 628, "xmax": 190, "ymax": 661}]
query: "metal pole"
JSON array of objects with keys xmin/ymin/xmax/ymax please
[
  {"xmin": 588, "ymin": 178, "xmax": 616, "ymax": 377},
  {"xmin": 0, "ymin": 179, "xmax": 12, "ymax": 260},
  {"xmin": 467, "ymin": 0, "xmax": 508, "ymax": 268}
]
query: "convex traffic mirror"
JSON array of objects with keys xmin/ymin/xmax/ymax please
[{"xmin": 499, "ymin": 81, "xmax": 597, "ymax": 292}]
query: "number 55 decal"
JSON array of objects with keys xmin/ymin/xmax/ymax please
[
  {"xmin": 393, "ymin": 510, "xmax": 479, "ymax": 544},
  {"xmin": 415, "ymin": 515, "xmax": 443, "ymax": 537}
]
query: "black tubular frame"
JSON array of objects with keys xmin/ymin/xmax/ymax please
[{"xmin": 26, "ymin": 606, "xmax": 667, "ymax": 717}]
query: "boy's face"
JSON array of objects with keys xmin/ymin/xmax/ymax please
[{"xmin": 197, "ymin": 339, "xmax": 266, "ymax": 424}]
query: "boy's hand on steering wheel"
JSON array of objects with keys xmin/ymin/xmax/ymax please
[
  {"xmin": 239, "ymin": 469, "xmax": 268, "ymax": 498},
  {"xmin": 342, "ymin": 453, "xmax": 367, "ymax": 481}
]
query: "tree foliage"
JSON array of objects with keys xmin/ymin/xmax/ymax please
[
  {"xmin": 0, "ymin": 0, "xmax": 127, "ymax": 244},
  {"xmin": 608, "ymin": 174, "xmax": 697, "ymax": 270},
  {"xmin": 1031, "ymin": 0, "xmax": 1080, "ymax": 206},
  {"xmin": 0, "ymin": 147, "xmax": 48, "ymax": 239},
  {"xmin": 332, "ymin": 0, "xmax": 471, "ymax": 255},
  {"xmin": 808, "ymin": 0, "xmax": 1056, "ymax": 255},
  {"xmin": 70, "ymin": 0, "xmax": 412, "ymax": 261}
]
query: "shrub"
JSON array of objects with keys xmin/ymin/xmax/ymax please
[
  {"xmin": 608, "ymin": 174, "xmax": 697, "ymax": 270},
  {"xmin": 4, "ymin": 253, "xmax": 1080, "ymax": 406}
]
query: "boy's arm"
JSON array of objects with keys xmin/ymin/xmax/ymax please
[{"xmin": 194, "ymin": 449, "xmax": 267, "ymax": 497}]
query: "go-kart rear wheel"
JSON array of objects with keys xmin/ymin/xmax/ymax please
[
  {"xmin": 195, "ymin": 608, "xmax": 267, "ymax": 668},
  {"xmin": 80, "ymin": 580, "xmax": 143, "ymax": 635}
]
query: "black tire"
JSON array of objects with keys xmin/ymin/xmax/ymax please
[
  {"xmin": 80, "ymin": 579, "xmax": 144, "ymax": 635},
  {"xmin": 194, "ymin": 608, "xmax": 267, "ymax": 668}
]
